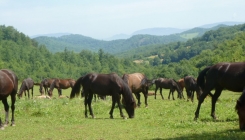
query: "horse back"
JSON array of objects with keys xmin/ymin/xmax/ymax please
[
  {"xmin": 122, "ymin": 73, "xmax": 146, "ymax": 92},
  {"xmin": 207, "ymin": 62, "xmax": 245, "ymax": 92}
]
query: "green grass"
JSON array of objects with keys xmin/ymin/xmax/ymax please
[{"xmin": 1, "ymin": 86, "xmax": 245, "ymax": 140}]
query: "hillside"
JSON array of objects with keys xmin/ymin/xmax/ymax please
[
  {"xmin": 34, "ymin": 24, "xmax": 235, "ymax": 54},
  {"xmin": 34, "ymin": 34, "xmax": 186, "ymax": 54}
]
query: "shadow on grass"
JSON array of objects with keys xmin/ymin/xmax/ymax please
[{"xmin": 148, "ymin": 129, "xmax": 244, "ymax": 140}]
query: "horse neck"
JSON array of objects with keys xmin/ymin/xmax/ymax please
[{"xmin": 18, "ymin": 82, "xmax": 25, "ymax": 95}]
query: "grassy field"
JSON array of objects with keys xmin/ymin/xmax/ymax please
[{"xmin": 1, "ymin": 85, "xmax": 245, "ymax": 140}]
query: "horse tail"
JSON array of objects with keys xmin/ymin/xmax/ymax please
[
  {"xmin": 197, "ymin": 66, "xmax": 211, "ymax": 90},
  {"xmin": 173, "ymin": 79, "xmax": 181, "ymax": 93},
  {"xmin": 70, "ymin": 76, "xmax": 83, "ymax": 99}
]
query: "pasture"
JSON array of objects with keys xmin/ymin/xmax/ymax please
[{"xmin": 1, "ymin": 85, "xmax": 245, "ymax": 139}]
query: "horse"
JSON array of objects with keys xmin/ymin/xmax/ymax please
[
  {"xmin": 0, "ymin": 69, "xmax": 18, "ymax": 130},
  {"xmin": 195, "ymin": 62, "xmax": 245, "ymax": 120},
  {"xmin": 152, "ymin": 78, "xmax": 183, "ymax": 100},
  {"xmin": 39, "ymin": 78, "xmax": 54, "ymax": 95},
  {"xmin": 122, "ymin": 73, "xmax": 149, "ymax": 107},
  {"xmin": 70, "ymin": 73, "xmax": 136, "ymax": 119},
  {"xmin": 177, "ymin": 78, "xmax": 185, "ymax": 92},
  {"xmin": 236, "ymin": 88, "xmax": 245, "ymax": 131},
  {"xmin": 17, "ymin": 78, "xmax": 34, "ymax": 99},
  {"xmin": 48, "ymin": 78, "xmax": 76, "ymax": 97},
  {"xmin": 184, "ymin": 76, "xmax": 201, "ymax": 102}
]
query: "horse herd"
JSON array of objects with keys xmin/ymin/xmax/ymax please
[{"xmin": 1, "ymin": 62, "xmax": 245, "ymax": 131}]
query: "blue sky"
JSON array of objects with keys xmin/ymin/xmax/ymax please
[{"xmin": 1, "ymin": 0, "xmax": 245, "ymax": 39}]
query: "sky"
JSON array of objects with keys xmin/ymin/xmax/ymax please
[{"xmin": 0, "ymin": 0, "xmax": 245, "ymax": 39}]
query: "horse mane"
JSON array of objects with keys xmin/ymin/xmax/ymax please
[
  {"xmin": 197, "ymin": 66, "xmax": 211, "ymax": 90},
  {"xmin": 140, "ymin": 76, "xmax": 148, "ymax": 87},
  {"xmin": 121, "ymin": 74, "xmax": 129, "ymax": 85},
  {"xmin": 118, "ymin": 75, "xmax": 135, "ymax": 105},
  {"xmin": 70, "ymin": 76, "xmax": 84, "ymax": 99}
]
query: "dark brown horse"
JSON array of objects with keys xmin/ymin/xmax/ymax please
[
  {"xmin": 236, "ymin": 88, "xmax": 245, "ymax": 131},
  {"xmin": 0, "ymin": 69, "xmax": 18, "ymax": 129},
  {"xmin": 122, "ymin": 73, "xmax": 149, "ymax": 107},
  {"xmin": 39, "ymin": 78, "xmax": 54, "ymax": 95},
  {"xmin": 184, "ymin": 76, "xmax": 202, "ymax": 102},
  {"xmin": 195, "ymin": 62, "xmax": 245, "ymax": 120},
  {"xmin": 70, "ymin": 73, "xmax": 136, "ymax": 119},
  {"xmin": 48, "ymin": 78, "xmax": 76, "ymax": 97},
  {"xmin": 17, "ymin": 78, "xmax": 34, "ymax": 99},
  {"xmin": 152, "ymin": 78, "xmax": 183, "ymax": 100}
]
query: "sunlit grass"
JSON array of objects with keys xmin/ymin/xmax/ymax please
[{"xmin": 0, "ymin": 85, "xmax": 245, "ymax": 139}]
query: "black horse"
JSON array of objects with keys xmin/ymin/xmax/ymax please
[
  {"xmin": 0, "ymin": 69, "xmax": 18, "ymax": 130},
  {"xmin": 195, "ymin": 62, "xmax": 245, "ymax": 120},
  {"xmin": 70, "ymin": 73, "xmax": 136, "ymax": 119},
  {"xmin": 17, "ymin": 78, "xmax": 34, "ymax": 99},
  {"xmin": 236, "ymin": 88, "xmax": 245, "ymax": 131},
  {"xmin": 152, "ymin": 78, "xmax": 183, "ymax": 100},
  {"xmin": 184, "ymin": 76, "xmax": 202, "ymax": 102}
]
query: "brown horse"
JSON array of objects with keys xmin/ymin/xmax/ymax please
[
  {"xmin": 152, "ymin": 78, "xmax": 183, "ymax": 100},
  {"xmin": 0, "ymin": 69, "xmax": 18, "ymax": 129},
  {"xmin": 122, "ymin": 73, "xmax": 149, "ymax": 107},
  {"xmin": 39, "ymin": 78, "xmax": 54, "ymax": 95},
  {"xmin": 184, "ymin": 76, "xmax": 202, "ymax": 102},
  {"xmin": 236, "ymin": 88, "xmax": 245, "ymax": 131},
  {"xmin": 70, "ymin": 73, "xmax": 136, "ymax": 119},
  {"xmin": 17, "ymin": 78, "xmax": 34, "ymax": 99},
  {"xmin": 48, "ymin": 78, "xmax": 76, "ymax": 97},
  {"xmin": 195, "ymin": 62, "xmax": 245, "ymax": 120},
  {"xmin": 177, "ymin": 78, "xmax": 185, "ymax": 92}
]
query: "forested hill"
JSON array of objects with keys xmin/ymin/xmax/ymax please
[
  {"xmin": 0, "ymin": 25, "xmax": 153, "ymax": 82},
  {"xmin": 34, "ymin": 34, "xmax": 186, "ymax": 54},
  {"xmin": 117, "ymin": 23, "xmax": 245, "ymax": 64},
  {"xmin": 34, "ymin": 25, "xmax": 227, "ymax": 54}
]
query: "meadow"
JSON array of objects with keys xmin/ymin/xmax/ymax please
[{"xmin": 1, "ymin": 85, "xmax": 245, "ymax": 140}]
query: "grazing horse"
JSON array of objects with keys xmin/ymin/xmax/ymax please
[
  {"xmin": 0, "ymin": 69, "xmax": 18, "ymax": 129},
  {"xmin": 48, "ymin": 78, "xmax": 76, "ymax": 97},
  {"xmin": 236, "ymin": 88, "xmax": 245, "ymax": 131},
  {"xmin": 70, "ymin": 73, "xmax": 136, "ymax": 119},
  {"xmin": 122, "ymin": 73, "xmax": 149, "ymax": 107},
  {"xmin": 152, "ymin": 78, "xmax": 183, "ymax": 100},
  {"xmin": 39, "ymin": 78, "xmax": 54, "ymax": 95},
  {"xmin": 195, "ymin": 62, "xmax": 245, "ymax": 120},
  {"xmin": 17, "ymin": 78, "xmax": 34, "ymax": 99},
  {"xmin": 184, "ymin": 76, "xmax": 202, "ymax": 102}
]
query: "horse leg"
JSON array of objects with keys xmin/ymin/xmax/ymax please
[
  {"xmin": 191, "ymin": 91, "xmax": 195, "ymax": 102},
  {"xmin": 143, "ymin": 91, "xmax": 148, "ymax": 107},
  {"xmin": 84, "ymin": 93, "xmax": 88, "ymax": 118},
  {"xmin": 194, "ymin": 89, "xmax": 210, "ymax": 120},
  {"xmin": 31, "ymin": 88, "xmax": 33, "ymax": 99},
  {"xmin": 135, "ymin": 92, "xmax": 141, "ymax": 107},
  {"xmin": 211, "ymin": 88, "xmax": 222, "ymax": 120},
  {"xmin": 2, "ymin": 99, "xmax": 9, "ymax": 127},
  {"xmin": 10, "ymin": 94, "xmax": 16, "ymax": 126},
  {"xmin": 172, "ymin": 90, "xmax": 175, "ymax": 100},
  {"xmin": 27, "ymin": 90, "xmax": 30, "ymax": 99},
  {"xmin": 87, "ymin": 93, "xmax": 94, "ymax": 118},
  {"xmin": 109, "ymin": 96, "xmax": 117, "ymax": 119},
  {"xmin": 116, "ymin": 94, "xmax": 126, "ymax": 119},
  {"xmin": 154, "ymin": 86, "xmax": 158, "ymax": 99},
  {"xmin": 160, "ymin": 88, "xmax": 164, "ymax": 99},
  {"xmin": 168, "ymin": 90, "xmax": 171, "ymax": 100}
]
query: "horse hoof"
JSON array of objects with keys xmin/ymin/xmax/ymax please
[
  {"xmin": 110, "ymin": 116, "xmax": 114, "ymax": 119},
  {"xmin": 11, "ymin": 124, "xmax": 16, "ymax": 127}
]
